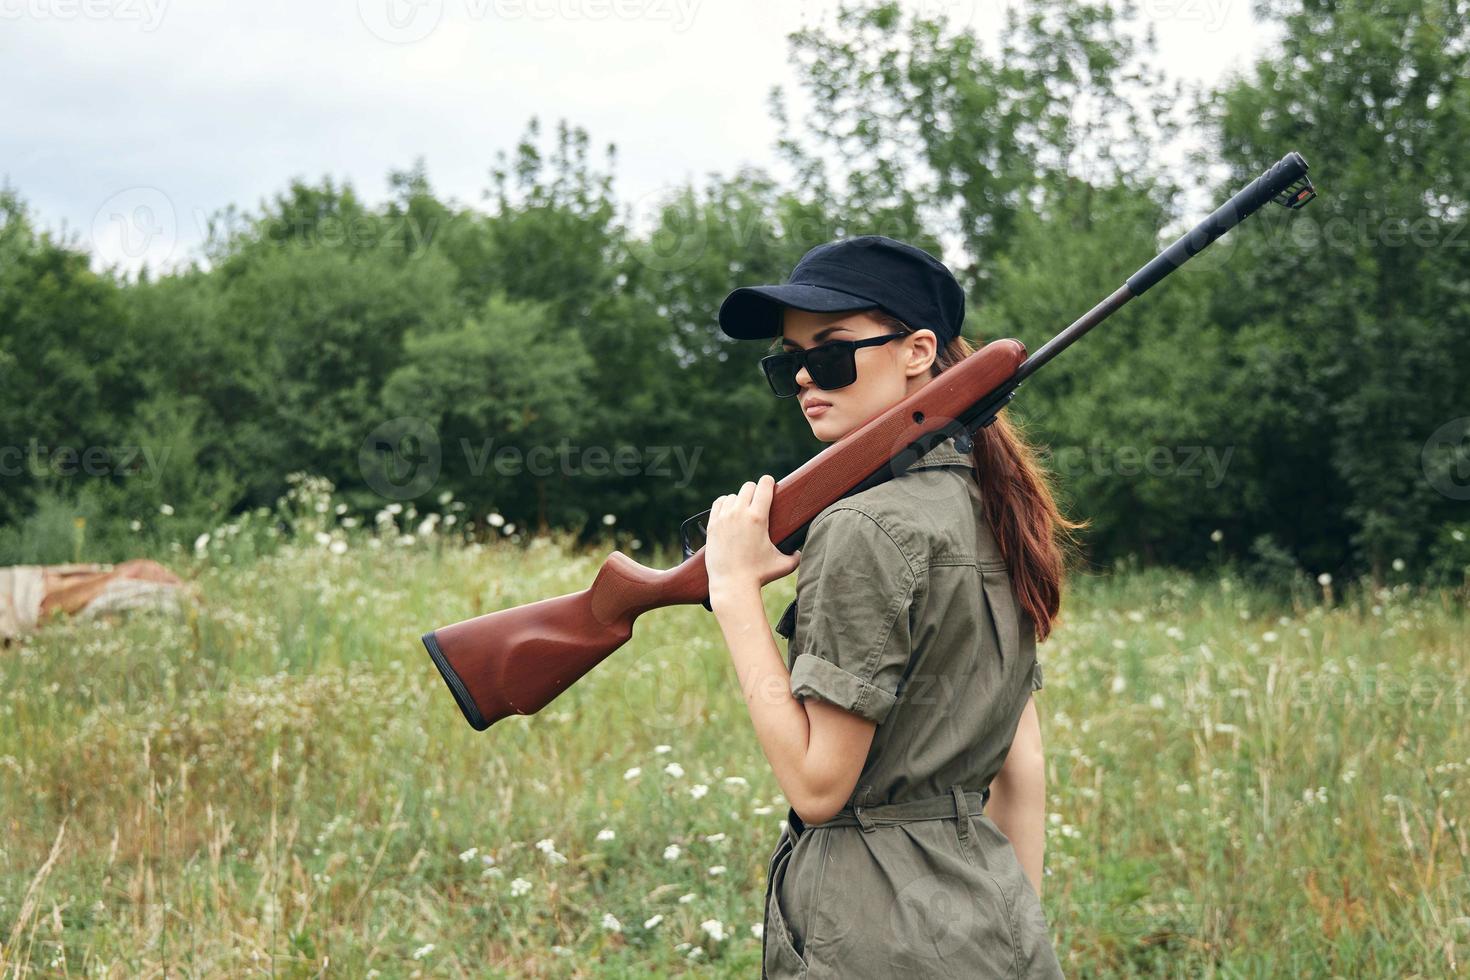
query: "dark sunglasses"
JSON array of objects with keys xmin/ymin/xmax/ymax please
[{"xmin": 759, "ymin": 332, "xmax": 908, "ymax": 398}]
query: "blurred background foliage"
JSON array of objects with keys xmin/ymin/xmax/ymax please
[{"xmin": 1, "ymin": 0, "xmax": 1466, "ymax": 591}]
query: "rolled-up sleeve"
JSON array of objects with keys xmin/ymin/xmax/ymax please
[{"xmin": 787, "ymin": 507, "xmax": 916, "ymax": 725}]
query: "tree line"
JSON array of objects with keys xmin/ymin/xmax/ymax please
[{"xmin": 2, "ymin": 0, "xmax": 1466, "ymax": 592}]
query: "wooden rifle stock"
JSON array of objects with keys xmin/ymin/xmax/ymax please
[{"xmin": 422, "ymin": 338, "xmax": 1028, "ymax": 730}]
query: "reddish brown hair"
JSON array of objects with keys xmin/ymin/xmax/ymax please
[{"xmin": 872, "ymin": 313, "xmax": 1089, "ymax": 642}]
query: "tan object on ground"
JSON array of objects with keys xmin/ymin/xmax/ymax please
[{"xmin": 0, "ymin": 559, "xmax": 189, "ymax": 642}]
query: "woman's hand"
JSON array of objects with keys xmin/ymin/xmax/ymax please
[{"xmin": 705, "ymin": 474, "xmax": 801, "ymax": 601}]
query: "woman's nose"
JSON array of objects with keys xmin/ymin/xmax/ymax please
[{"xmin": 794, "ymin": 363, "xmax": 813, "ymax": 388}]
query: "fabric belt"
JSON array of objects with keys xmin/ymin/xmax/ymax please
[
  {"xmin": 760, "ymin": 784, "xmax": 990, "ymax": 978},
  {"xmin": 803, "ymin": 784, "xmax": 991, "ymax": 836}
]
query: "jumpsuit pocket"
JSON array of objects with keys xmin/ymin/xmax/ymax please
[{"xmin": 764, "ymin": 832, "xmax": 809, "ymax": 978}]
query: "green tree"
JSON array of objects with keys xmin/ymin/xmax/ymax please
[{"xmin": 1208, "ymin": 0, "xmax": 1470, "ymax": 583}]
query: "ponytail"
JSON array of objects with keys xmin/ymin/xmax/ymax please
[{"xmin": 871, "ymin": 313, "xmax": 1089, "ymax": 642}]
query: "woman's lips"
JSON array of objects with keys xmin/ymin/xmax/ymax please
[{"xmin": 804, "ymin": 401, "xmax": 832, "ymax": 418}]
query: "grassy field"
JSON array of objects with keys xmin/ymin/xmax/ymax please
[{"xmin": 1, "ymin": 493, "xmax": 1467, "ymax": 976}]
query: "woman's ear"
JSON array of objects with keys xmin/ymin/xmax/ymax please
[{"xmin": 904, "ymin": 329, "xmax": 938, "ymax": 378}]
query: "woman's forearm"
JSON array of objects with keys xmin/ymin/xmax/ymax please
[
  {"xmin": 986, "ymin": 696, "xmax": 1047, "ymax": 897},
  {"xmin": 710, "ymin": 582, "xmax": 817, "ymax": 816}
]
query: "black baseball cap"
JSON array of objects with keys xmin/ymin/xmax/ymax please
[{"xmin": 718, "ymin": 235, "xmax": 966, "ymax": 344}]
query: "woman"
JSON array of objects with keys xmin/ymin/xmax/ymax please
[{"xmin": 704, "ymin": 236, "xmax": 1081, "ymax": 978}]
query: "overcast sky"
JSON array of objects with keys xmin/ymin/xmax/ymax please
[{"xmin": 0, "ymin": 0, "xmax": 1278, "ymax": 277}]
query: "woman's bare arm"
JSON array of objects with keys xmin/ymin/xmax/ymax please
[{"xmin": 985, "ymin": 695, "xmax": 1046, "ymax": 897}]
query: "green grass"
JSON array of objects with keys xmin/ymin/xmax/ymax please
[{"xmin": 1, "ymin": 519, "xmax": 1466, "ymax": 977}]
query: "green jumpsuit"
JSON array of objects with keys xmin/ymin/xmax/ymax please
[{"xmin": 761, "ymin": 434, "xmax": 1064, "ymax": 979}]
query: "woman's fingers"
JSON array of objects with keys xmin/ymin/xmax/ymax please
[{"xmin": 752, "ymin": 474, "xmax": 774, "ymax": 514}]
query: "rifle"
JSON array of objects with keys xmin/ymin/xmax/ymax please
[{"xmin": 422, "ymin": 151, "xmax": 1318, "ymax": 731}]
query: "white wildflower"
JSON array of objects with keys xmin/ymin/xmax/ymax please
[
  {"xmin": 644, "ymin": 914, "xmax": 664, "ymax": 929},
  {"xmin": 690, "ymin": 784, "xmax": 709, "ymax": 799},
  {"xmin": 624, "ymin": 767, "xmax": 641, "ymax": 780},
  {"xmin": 664, "ymin": 844, "xmax": 681, "ymax": 861},
  {"xmin": 601, "ymin": 912, "xmax": 622, "ymax": 932},
  {"xmin": 412, "ymin": 944, "xmax": 434, "ymax": 960},
  {"xmin": 664, "ymin": 762, "xmax": 685, "ymax": 778},
  {"xmin": 596, "ymin": 828, "xmax": 616, "ymax": 841},
  {"xmin": 700, "ymin": 919, "xmax": 726, "ymax": 942},
  {"xmin": 510, "ymin": 877, "xmax": 532, "ymax": 897}
]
